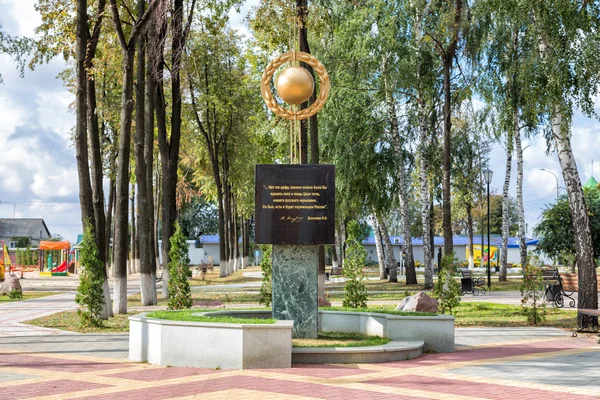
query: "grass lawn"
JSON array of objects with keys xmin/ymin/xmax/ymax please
[
  {"xmin": 0, "ymin": 291, "xmax": 62, "ymax": 303},
  {"xmin": 454, "ymin": 302, "xmax": 578, "ymax": 329},
  {"xmin": 327, "ymin": 276, "xmax": 524, "ymax": 292},
  {"xmin": 293, "ymin": 331, "xmax": 389, "ymax": 348},
  {"xmin": 24, "ymin": 310, "xmax": 133, "ymax": 333},
  {"xmin": 146, "ymin": 309, "xmax": 275, "ymax": 324},
  {"xmin": 23, "ymin": 301, "xmax": 579, "ymax": 334},
  {"xmin": 188, "ymin": 266, "xmax": 262, "ymax": 287},
  {"xmin": 127, "ymin": 291, "xmax": 262, "ymax": 308},
  {"xmin": 318, "ymin": 303, "xmax": 577, "ymax": 329}
]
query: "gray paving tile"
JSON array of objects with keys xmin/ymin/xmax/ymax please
[{"xmin": 451, "ymin": 350, "xmax": 600, "ymax": 388}]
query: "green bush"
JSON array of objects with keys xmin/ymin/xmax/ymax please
[
  {"xmin": 167, "ymin": 222, "xmax": 192, "ymax": 310},
  {"xmin": 8, "ymin": 289, "xmax": 22, "ymax": 299},
  {"xmin": 520, "ymin": 257, "xmax": 547, "ymax": 325},
  {"xmin": 342, "ymin": 221, "xmax": 368, "ymax": 308},
  {"xmin": 259, "ymin": 245, "xmax": 272, "ymax": 307},
  {"xmin": 75, "ymin": 223, "xmax": 105, "ymax": 327},
  {"xmin": 433, "ymin": 255, "xmax": 462, "ymax": 315}
]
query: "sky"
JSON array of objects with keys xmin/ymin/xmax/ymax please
[{"xmin": 1, "ymin": 0, "xmax": 599, "ymax": 243}]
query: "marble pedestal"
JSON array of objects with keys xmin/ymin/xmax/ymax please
[{"xmin": 272, "ymin": 245, "xmax": 318, "ymax": 338}]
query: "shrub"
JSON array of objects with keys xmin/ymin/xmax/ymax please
[
  {"xmin": 520, "ymin": 257, "xmax": 547, "ymax": 325},
  {"xmin": 433, "ymin": 255, "xmax": 462, "ymax": 315},
  {"xmin": 8, "ymin": 289, "xmax": 22, "ymax": 299},
  {"xmin": 75, "ymin": 223, "xmax": 105, "ymax": 327},
  {"xmin": 343, "ymin": 221, "xmax": 368, "ymax": 308},
  {"xmin": 258, "ymin": 245, "xmax": 272, "ymax": 307},
  {"xmin": 167, "ymin": 222, "xmax": 192, "ymax": 310}
]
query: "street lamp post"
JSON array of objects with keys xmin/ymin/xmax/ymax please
[
  {"xmin": 540, "ymin": 168, "xmax": 559, "ymax": 202},
  {"xmin": 483, "ymin": 169, "xmax": 493, "ymax": 289}
]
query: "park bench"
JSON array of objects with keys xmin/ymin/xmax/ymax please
[
  {"xmin": 541, "ymin": 268, "xmax": 575, "ymax": 308},
  {"xmin": 573, "ymin": 309, "xmax": 600, "ymax": 336},
  {"xmin": 459, "ymin": 269, "xmax": 486, "ymax": 296}
]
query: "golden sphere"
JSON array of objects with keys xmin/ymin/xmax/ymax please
[{"xmin": 275, "ymin": 66, "xmax": 315, "ymax": 105}]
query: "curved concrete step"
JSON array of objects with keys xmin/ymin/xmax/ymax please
[{"xmin": 292, "ymin": 340, "xmax": 424, "ymax": 364}]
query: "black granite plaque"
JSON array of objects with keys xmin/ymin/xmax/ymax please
[{"xmin": 255, "ymin": 164, "xmax": 335, "ymax": 245}]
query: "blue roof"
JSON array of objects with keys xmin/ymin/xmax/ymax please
[
  {"xmin": 362, "ymin": 235, "xmax": 538, "ymax": 248},
  {"xmin": 200, "ymin": 234, "xmax": 220, "ymax": 244}
]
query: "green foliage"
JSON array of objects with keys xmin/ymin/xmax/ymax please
[
  {"xmin": 520, "ymin": 258, "xmax": 547, "ymax": 326},
  {"xmin": 167, "ymin": 222, "xmax": 193, "ymax": 310},
  {"xmin": 10, "ymin": 237, "xmax": 30, "ymax": 248},
  {"xmin": 433, "ymin": 255, "xmax": 462, "ymax": 315},
  {"xmin": 75, "ymin": 223, "xmax": 105, "ymax": 327},
  {"xmin": 343, "ymin": 223, "xmax": 368, "ymax": 308},
  {"xmin": 535, "ymin": 191, "xmax": 600, "ymax": 264},
  {"xmin": 179, "ymin": 196, "xmax": 220, "ymax": 239},
  {"xmin": 8, "ymin": 289, "xmax": 22, "ymax": 299},
  {"xmin": 258, "ymin": 245, "xmax": 272, "ymax": 307}
]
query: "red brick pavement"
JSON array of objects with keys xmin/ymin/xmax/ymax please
[
  {"xmin": 82, "ymin": 375, "xmax": 428, "ymax": 400},
  {"xmin": 0, "ymin": 353, "xmax": 134, "ymax": 373},
  {"xmin": 0, "ymin": 337, "xmax": 598, "ymax": 399},
  {"xmin": 1, "ymin": 379, "xmax": 110, "ymax": 400},
  {"xmin": 366, "ymin": 375, "xmax": 597, "ymax": 400}
]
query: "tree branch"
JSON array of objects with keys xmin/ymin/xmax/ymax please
[{"xmin": 109, "ymin": 0, "xmax": 128, "ymax": 50}]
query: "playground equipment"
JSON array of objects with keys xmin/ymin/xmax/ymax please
[{"xmin": 39, "ymin": 241, "xmax": 74, "ymax": 277}]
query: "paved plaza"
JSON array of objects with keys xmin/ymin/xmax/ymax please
[{"xmin": 0, "ymin": 283, "xmax": 598, "ymax": 399}]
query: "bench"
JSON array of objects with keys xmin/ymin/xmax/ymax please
[
  {"xmin": 459, "ymin": 269, "xmax": 486, "ymax": 296},
  {"xmin": 559, "ymin": 273, "xmax": 600, "ymax": 292},
  {"xmin": 541, "ymin": 268, "xmax": 575, "ymax": 308},
  {"xmin": 573, "ymin": 309, "xmax": 600, "ymax": 335}
]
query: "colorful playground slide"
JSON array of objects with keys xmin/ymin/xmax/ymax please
[{"xmin": 50, "ymin": 260, "xmax": 74, "ymax": 273}]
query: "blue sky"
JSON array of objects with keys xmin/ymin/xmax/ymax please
[{"xmin": 1, "ymin": 0, "xmax": 598, "ymax": 242}]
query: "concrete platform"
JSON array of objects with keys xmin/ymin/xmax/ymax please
[{"xmin": 292, "ymin": 340, "xmax": 423, "ymax": 364}]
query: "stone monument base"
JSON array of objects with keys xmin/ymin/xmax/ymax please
[{"xmin": 272, "ymin": 245, "xmax": 318, "ymax": 338}]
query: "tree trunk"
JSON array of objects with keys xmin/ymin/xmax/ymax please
[
  {"xmin": 334, "ymin": 218, "xmax": 345, "ymax": 272},
  {"xmin": 105, "ymin": 177, "xmax": 115, "ymax": 280},
  {"xmin": 112, "ymin": 48, "xmax": 136, "ymax": 315},
  {"xmin": 75, "ymin": 0, "xmax": 96, "ymax": 233},
  {"xmin": 441, "ymin": 58, "xmax": 453, "ymax": 257},
  {"xmin": 137, "ymin": 7, "xmax": 157, "ymax": 305},
  {"xmin": 130, "ymin": 183, "xmax": 137, "ymax": 275},
  {"xmin": 384, "ymin": 76, "xmax": 415, "ymax": 286},
  {"xmin": 500, "ymin": 134, "xmax": 512, "ymax": 281},
  {"xmin": 467, "ymin": 203, "xmax": 474, "ymax": 269},
  {"xmin": 552, "ymin": 108, "xmax": 598, "ymax": 326},
  {"xmin": 514, "ymin": 119, "xmax": 527, "ymax": 269},
  {"xmin": 417, "ymin": 101, "xmax": 430, "ymax": 287},
  {"xmin": 378, "ymin": 215, "xmax": 397, "ymax": 282},
  {"xmin": 371, "ymin": 214, "xmax": 386, "ymax": 280}
]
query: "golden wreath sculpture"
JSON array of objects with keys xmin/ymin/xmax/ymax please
[{"xmin": 260, "ymin": 51, "xmax": 330, "ymax": 121}]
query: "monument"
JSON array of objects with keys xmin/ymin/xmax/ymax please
[{"xmin": 257, "ymin": 22, "xmax": 332, "ymax": 338}]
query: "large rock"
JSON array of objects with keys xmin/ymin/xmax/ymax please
[
  {"xmin": 395, "ymin": 291, "xmax": 438, "ymax": 313},
  {"xmin": 0, "ymin": 273, "xmax": 21, "ymax": 295},
  {"xmin": 318, "ymin": 296, "xmax": 331, "ymax": 307}
]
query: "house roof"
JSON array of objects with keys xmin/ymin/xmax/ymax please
[
  {"xmin": 0, "ymin": 218, "xmax": 51, "ymax": 240},
  {"xmin": 362, "ymin": 234, "xmax": 539, "ymax": 248}
]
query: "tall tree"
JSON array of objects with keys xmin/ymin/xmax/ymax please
[
  {"xmin": 528, "ymin": 1, "xmax": 599, "ymax": 326},
  {"xmin": 153, "ymin": 0, "xmax": 196, "ymax": 295},
  {"xmin": 134, "ymin": 0, "xmax": 157, "ymax": 306},
  {"xmin": 424, "ymin": 0, "xmax": 466, "ymax": 256},
  {"xmin": 109, "ymin": 0, "xmax": 159, "ymax": 314}
]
